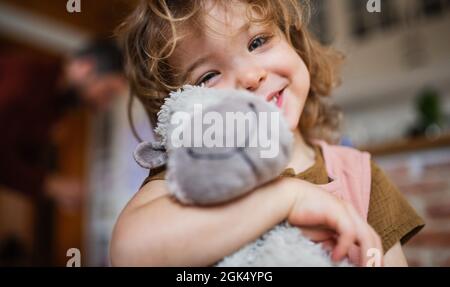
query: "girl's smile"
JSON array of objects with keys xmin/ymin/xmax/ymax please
[{"xmin": 267, "ymin": 87, "xmax": 285, "ymax": 109}]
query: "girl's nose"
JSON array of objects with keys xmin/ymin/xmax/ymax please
[{"xmin": 236, "ymin": 64, "xmax": 267, "ymax": 92}]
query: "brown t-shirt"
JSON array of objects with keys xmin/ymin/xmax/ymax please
[{"xmin": 140, "ymin": 145, "xmax": 425, "ymax": 253}]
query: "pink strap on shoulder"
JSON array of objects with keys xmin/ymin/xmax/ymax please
[{"xmin": 313, "ymin": 140, "xmax": 372, "ymax": 266}]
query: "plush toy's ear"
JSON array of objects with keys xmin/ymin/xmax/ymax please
[{"xmin": 133, "ymin": 141, "xmax": 167, "ymax": 169}]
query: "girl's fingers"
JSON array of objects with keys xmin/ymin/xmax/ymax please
[
  {"xmin": 343, "ymin": 202, "xmax": 382, "ymax": 267},
  {"xmin": 290, "ymin": 185, "xmax": 382, "ymax": 265},
  {"xmin": 300, "ymin": 227, "xmax": 338, "ymax": 256},
  {"xmin": 320, "ymin": 239, "xmax": 336, "ymax": 253},
  {"xmin": 343, "ymin": 204, "xmax": 373, "ymax": 266},
  {"xmin": 330, "ymin": 206, "xmax": 356, "ymax": 262},
  {"xmin": 332, "ymin": 229, "xmax": 355, "ymax": 262},
  {"xmin": 300, "ymin": 227, "xmax": 335, "ymax": 242}
]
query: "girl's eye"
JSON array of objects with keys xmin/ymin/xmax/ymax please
[
  {"xmin": 196, "ymin": 71, "xmax": 219, "ymax": 86},
  {"xmin": 248, "ymin": 35, "xmax": 271, "ymax": 52}
]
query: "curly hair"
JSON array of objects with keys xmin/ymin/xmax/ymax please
[{"xmin": 117, "ymin": 0, "xmax": 344, "ymax": 144}]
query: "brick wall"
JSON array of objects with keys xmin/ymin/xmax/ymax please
[{"xmin": 375, "ymin": 147, "xmax": 450, "ymax": 267}]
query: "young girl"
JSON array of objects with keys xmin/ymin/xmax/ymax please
[{"xmin": 111, "ymin": 0, "xmax": 424, "ymax": 267}]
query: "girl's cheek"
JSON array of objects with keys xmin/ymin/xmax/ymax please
[{"xmin": 213, "ymin": 76, "xmax": 232, "ymax": 89}]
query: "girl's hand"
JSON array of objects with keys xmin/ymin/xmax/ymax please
[{"xmin": 284, "ymin": 178, "xmax": 383, "ymax": 267}]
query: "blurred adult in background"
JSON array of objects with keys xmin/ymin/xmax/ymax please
[
  {"xmin": 0, "ymin": 40, "xmax": 128, "ymax": 210},
  {"xmin": 66, "ymin": 40, "xmax": 127, "ymax": 112}
]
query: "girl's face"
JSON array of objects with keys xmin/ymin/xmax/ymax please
[{"xmin": 172, "ymin": 1, "xmax": 311, "ymax": 130}]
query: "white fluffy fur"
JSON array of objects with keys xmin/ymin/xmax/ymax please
[
  {"xmin": 154, "ymin": 85, "xmax": 230, "ymax": 147},
  {"xmin": 217, "ymin": 223, "xmax": 353, "ymax": 267}
]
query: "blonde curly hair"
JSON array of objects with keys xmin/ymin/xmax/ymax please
[{"xmin": 117, "ymin": 0, "xmax": 344, "ymax": 144}]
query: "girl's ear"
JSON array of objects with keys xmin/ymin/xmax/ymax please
[{"xmin": 133, "ymin": 142, "xmax": 167, "ymax": 169}]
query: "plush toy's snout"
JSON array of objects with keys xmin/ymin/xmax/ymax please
[
  {"xmin": 166, "ymin": 93, "xmax": 293, "ymax": 205},
  {"xmin": 134, "ymin": 85, "xmax": 293, "ymax": 205}
]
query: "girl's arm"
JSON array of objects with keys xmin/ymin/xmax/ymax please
[
  {"xmin": 110, "ymin": 177, "xmax": 382, "ymax": 267},
  {"xmin": 110, "ymin": 178, "xmax": 295, "ymax": 266}
]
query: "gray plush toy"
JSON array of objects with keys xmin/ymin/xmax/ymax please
[{"xmin": 134, "ymin": 85, "xmax": 351, "ymax": 267}]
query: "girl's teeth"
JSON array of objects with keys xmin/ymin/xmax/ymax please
[{"xmin": 271, "ymin": 96, "xmax": 278, "ymax": 105}]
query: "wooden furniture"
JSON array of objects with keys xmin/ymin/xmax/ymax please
[{"xmin": 360, "ymin": 133, "xmax": 450, "ymax": 157}]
